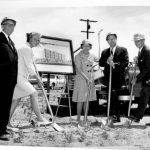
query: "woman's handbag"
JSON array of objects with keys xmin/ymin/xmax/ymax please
[{"xmin": 93, "ymin": 68, "xmax": 104, "ymax": 80}]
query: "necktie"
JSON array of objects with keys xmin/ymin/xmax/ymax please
[
  {"xmin": 110, "ymin": 48, "xmax": 113, "ymax": 56},
  {"xmin": 8, "ymin": 36, "xmax": 17, "ymax": 54},
  {"xmin": 8, "ymin": 36, "xmax": 14, "ymax": 50},
  {"xmin": 138, "ymin": 49, "xmax": 141, "ymax": 57}
]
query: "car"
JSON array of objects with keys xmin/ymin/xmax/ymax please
[{"xmin": 42, "ymin": 74, "xmax": 66, "ymax": 89}]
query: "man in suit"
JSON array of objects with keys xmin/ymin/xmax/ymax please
[
  {"xmin": 99, "ymin": 33, "xmax": 129, "ymax": 127},
  {"xmin": 0, "ymin": 17, "xmax": 18, "ymax": 140},
  {"xmin": 124, "ymin": 33, "xmax": 150, "ymax": 127}
]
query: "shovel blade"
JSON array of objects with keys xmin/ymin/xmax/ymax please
[
  {"xmin": 52, "ymin": 123, "xmax": 64, "ymax": 132},
  {"xmin": 101, "ymin": 117, "xmax": 114, "ymax": 130},
  {"xmin": 101, "ymin": 119, "xmax": 107, "ymax": 126},
  {"xmin": 123, "ymin": 119, "xmax": 132, "ymax": 128}
]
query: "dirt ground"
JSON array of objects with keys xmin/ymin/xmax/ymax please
[{"xmin": 0, "ymin": 98, "xmax": 150, "ymax": 150}]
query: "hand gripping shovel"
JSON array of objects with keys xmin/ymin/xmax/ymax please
[
  {"xmin": 124, "ymin": 63, "xmax": 136, "ymax": 127},
  {"xmin": 33, "ymin": 61, "xmax": 64, "ymax": 132},
  {"xmin": 101, "ymin": 65, "xmax": 113, "ymax": 129}
]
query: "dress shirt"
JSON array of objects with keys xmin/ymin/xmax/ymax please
[{"xmin": 110, "ymin": 46, "xmax": 117, "ymax": 55}]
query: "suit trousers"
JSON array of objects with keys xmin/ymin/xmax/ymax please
[
  {"xmin": 0, "ymin": 81, "xmax": 16, "ymax": 135},
  {"xmin": 109, "ymin": 87, "xmax": 121, "ymax": 119},
  {"xmin": 132, "ymin": 84, "xmax": 150, "ymax": 120}
]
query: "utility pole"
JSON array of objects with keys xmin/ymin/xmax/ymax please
[
  {"xmin": 98, "ymin": 29, "xmax": 103, "ymax": 59},
  {"xmin": 80, "ymin": 19, "xmax": 98, "ymax": 39},
  {"xmin": 74, "ymin": 19, "xmax": 98, "ymax": 53}
]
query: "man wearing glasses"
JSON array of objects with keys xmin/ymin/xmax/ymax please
[{"xmin": 0, "ymin": 17, "xmax": 18, "ymax": 141}]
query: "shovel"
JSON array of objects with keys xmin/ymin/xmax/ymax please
[
  {"xmin": 101, "ymin": 64, "xmax": 113, "ymax": 129},
  {"xmin": 33, "ymin": 61, "xmax": 64, "ymax": 132},
  {"xmin": 83, "ymin": 82, "xmax": 92, "ymax": 128},
  {"xmin": 124, "ymin": 63, "xmax": 137, "ymax": 127},
  {"xmin": 127, "ymin": 81, "xmax": 134, "ymax": 117},
  {"xmin": 83, "ymin": 64, "xmax": 96, "ymax": 129},
  {"xmin": 128, "ymin": 63, "xmax": 137, "ymax": 117}
]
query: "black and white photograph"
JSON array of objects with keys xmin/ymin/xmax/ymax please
[
  {"xmin": 33, "ymin": 36, "xmax": 75, "ymax": 74},
  {"xmin": 1, "ymin": 0, "xmax": 150, "ymax": 150}
]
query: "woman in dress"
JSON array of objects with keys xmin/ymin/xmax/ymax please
[
  {"xmin": 7, "ymin": 32, "xmax": 49, "ymax": 131},
  {"xmin": 72, "ymin": 40, "xmax": 98, "ymax": 127}
]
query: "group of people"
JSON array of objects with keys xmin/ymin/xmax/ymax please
[
  {"xmin": 1, "ymin": 16, "xmax": 150, "ymax": 141},
  {"xmin": 72, "ymin": 32, "xmax": 150, "ymax": 129},
  {"xmin": 0, "ymin": 17, "xmax": 50, "ymax": 141}
]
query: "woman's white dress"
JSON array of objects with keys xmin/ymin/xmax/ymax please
[{"xmin": 13, "ymin": 43, "xmax": 36, "ymax": 100}]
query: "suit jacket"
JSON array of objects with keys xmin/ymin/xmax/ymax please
[
  {"xmin": 0, "ymin": 32, "xmax": 18, "ymax": 86},
  {"xmin": 99, "ymin": 46, "xmax": 129, "ymax": 88},
  {"xmin": 136, "ymin": 45, "xmax": 150, "ymax": 84}
]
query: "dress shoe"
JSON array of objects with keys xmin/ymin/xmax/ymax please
[
  {"xmin": 7, "ymin": 126, "xmax": 19, "ymax": 132},
  {"xmin": 123, "ymin": 118, "xmax": 145, "ymax": 128},
  {"xmin": 0, "ymin": 134, "xmax": 9, "ymax": 141},
  {"xmin": 128, "ymin": 115, "xmax": 140, "ymax": 123},
  {"xmin": 113, "ymin": 118, "xmax": 121, "ymax": 123},
  {"xmin": 36, "ymin": 118, "xmax": 51, "ymax": 126},
  {"xmin": 112, "ymin": 115, "xmax": 121, "ymax": 123}
]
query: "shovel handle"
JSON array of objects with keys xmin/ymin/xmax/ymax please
[
  {"xmin": 128, "ymin": 84, "xmax": 134, "ymax": 116},
  {"xmin": 128, "ymin": 63, "xmax": 137, "ymax": 117},
  {"xmin": 84, "ymin": 83, "xmax": 91, "ymax": 122},
  {"xmin": 107, "ymin": 65, "xmax": 112, "ymax": 117},
  {"xmin": 33, "ymin": 61, "xmax": 54, "ymax": 120}
]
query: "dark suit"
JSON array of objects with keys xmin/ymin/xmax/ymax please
[
  {"xmin": 130, "ymin": 45, "xmax": 150, "ymax": 121},
  {"xmin": 0, "ymin": 32, "xmax": 18, "ymax": 135},
  {"xmin": 99, "ymin": 46, "xmax": 129, "ymax": 119}
]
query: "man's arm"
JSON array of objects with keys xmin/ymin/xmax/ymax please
[
  {"xmin": 136, "ymin": 49, "xmax": 150, "ymax": 82},
  {"xmin": 99, "ymin": 49, "xmax": 109, "ymax": 67},
  {"xmin": 115, "ymin": 48, "xmax": 129, "ymax": 69}
]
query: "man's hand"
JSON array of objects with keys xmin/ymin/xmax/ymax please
[
  {"xmin": 107, "ymin": 56, "xmax": 115, "ymax": 68},
  {"xmin": 133, "ymin": 56, "xmax": 138, "ymax": 64},
  {"xmin": 131, "ymin": 78, "xmax": 137, "ymax": 85},
  {"xmin": 34, "ymin": 75, "xmax": 44, "ymax": 86},
  {"xmin": 87, "ymin": 79, "xmax": 92, "ymax": 85}
]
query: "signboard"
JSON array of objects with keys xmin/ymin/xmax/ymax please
[{"xmin": 32, "ymin": 35, "xmax": 76, "ymax": 75}]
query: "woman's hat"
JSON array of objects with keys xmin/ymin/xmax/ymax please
[{"xmin": 81, "ymin": 39, "xmax": 92, "ymax": 45}]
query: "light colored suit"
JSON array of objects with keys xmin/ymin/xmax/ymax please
[
  {"xmin": 13, "ymin": 43, "xmax": 36, "ymax": 100},
  {"xmin": 72, "ymin": 51, "xmax": 98, "ymax": 102}
]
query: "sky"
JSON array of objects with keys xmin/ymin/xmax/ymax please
[{"xmin": 1, "ymin": 0, "xmax": 150, "ymax": 61}]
